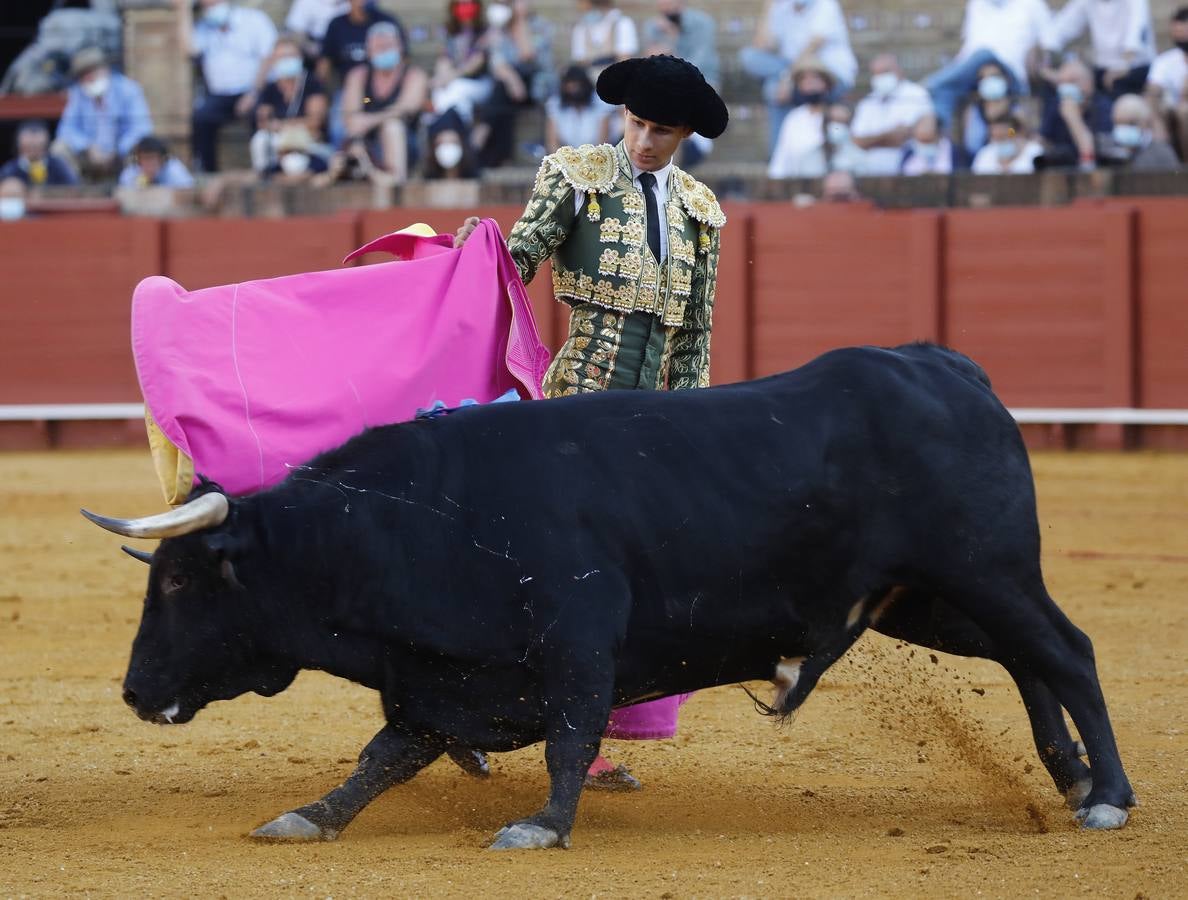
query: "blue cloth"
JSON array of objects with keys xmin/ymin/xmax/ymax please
[
  {"xmin": 415, "ymin": 389, "xmax": 521, "ymax": 420},
  {"xmin": 1039, "ymin": 90, "xmax": 1113, "ymax": 163},
  {"xmin": 118, "ymin": 157, "xmax": 196, "ymax": 188},
  {"xmin": 925, "ymin": 48, "xmax": 1023, "ymax": 131},
  {"xmin": 0, "ymin": 155, "xmax": 78, "ymax": 186},
  {"xmin": 56, "ymin": 72, "xmax": 153, "ymax": 158}
]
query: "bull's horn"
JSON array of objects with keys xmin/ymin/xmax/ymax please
[
  {"xmin": 121, "ymin": 545, "xmax": 155, "ymax": 564},
  {"xmin": 81, "ymin": 492, "xmax": 229, "ymax": 539}
]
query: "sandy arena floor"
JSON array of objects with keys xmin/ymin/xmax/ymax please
[{"xmin": 0, "ymin": 449, "xmax": 1185, "ymax": 898}]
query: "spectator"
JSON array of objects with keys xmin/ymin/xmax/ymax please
[
  {"xmin": 768, "ymin": 56, "xmax": 833, "ymax": 178},
  {"xmin": 1145, "ymin": 6, "xmax": 1188, "ymax": 156},
  {"xmin": 180, "ymin": 0, "xmax": 279, "ymax": 173},
  {"xmin": 319, "ymin": 0, "xmax": 405, "ymax": 83},
  {"xmin": 342, "ymin": 21, "xmax": 429, "ymax": 185},
  {"xmin": 957, "ymin": 59, "xmax": 1021, "ymax": 160},
  {"xmin": 429, "ymin": 0, "xmax": 496, "ymax": 136},
  {"xmin": 926, "ymin": 0, "xmax": 1053, "ymax": 131},
  {"xmin": 571, "ymin": 0, "xmax": 639, "ymax": 75},
  {"xmin": 285, "ymin": 0, "xmax": 350, "ymax": 57},
  {"xmin": 53, "ymin": 47, "xmax": 152, "ymax": 180},
  {"xmin": 1100, "ymin": 92, "xmax": 1181, "ymax": 168},
  {"xmin": 1042, "ymin": 0, "xmax": 1154, "ymax": 99},
  {"xmin": 900, "ymin": 112, "xmax": 956, "ymax": 175},
  {"xmin": 1038, "ymin": 58, "xmax": 1112, "ymax": 168},
  {"xmin": 641, "ymin": 0, "xmax": 720, "ymax": 88},
  {"xmin": 118, "ymin": 135, "xmax": 196, "ymax": 188},
  {"xmin": 820, "ymin": 168, "xmax": 861, "ymax": 202},
  {"xmin": 471, "ymin": 0, "xmax": 555, "ymax": 167},
  {"xmin": 0, "ymin": 121, "xmax": 78, "ymax": 188},
  {"xmin": 264, "ymin": 124, "xmax": 334, "ymax": 181},
  {"xmin": 824, "ymin": 103, "xmax": 866, "ymax": 172},
  {"xmin": 425, "ymin": 110, "xmax": 481, "ymax": 179},
  {"xmin": 850, "ymin": 53, "xmax": 933, "ymax": 175},
  {"xmin": 544, "ymin": 64, "xmax": 610, "ymax": 150},
  {"xmin": 740, "ymin": 0, "xmax": 857, "ymax": 154},
  {"xmin": 250, "ymin": 35, "xmax": 329, "ymax": 173},
  {"xmin": 971, "ymin": 114, "xmax": 1044, "ymax": 173},
  {"xmin": 0, "ymin": 177, "xmax": 28, "ymax": 221}
]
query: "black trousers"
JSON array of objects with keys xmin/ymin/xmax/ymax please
[{"xmin": 192, "ymin": 92, "xmax": 243, "ymax": 173}]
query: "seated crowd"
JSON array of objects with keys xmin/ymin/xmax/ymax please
[{"xmin": 2, "ymin": 0, "xmax": 1186, "ymax": 220}]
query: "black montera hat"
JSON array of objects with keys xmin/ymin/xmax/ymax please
[{"xmin": 596, "ymin": 55, "xmax": 729, "ymax": 139}]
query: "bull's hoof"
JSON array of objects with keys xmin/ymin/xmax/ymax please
[
  {"xmin": 250, "ymin": 812, "xmax": 338, "ymax": 842},
  {"xmin": 1075, "ymin": 804, "xmax": 1129, "ymax": 830},
  {"xmin": 488, "ymin": 823, "xmax": 569, "ymax": 850},
  {"xmin": 1064, "ymin": 778, "xmax": 1093, "ymax": 810}
]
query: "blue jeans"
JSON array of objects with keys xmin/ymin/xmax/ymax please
[
  {"xmin": 739, "ymin": 46, "xmax": 852, "ymax": 157},
  {"xmin": 925, "ymin": 49, "xmax": 1022, "ymax": 130}
]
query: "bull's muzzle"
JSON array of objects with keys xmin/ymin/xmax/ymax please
[{"xmin": 81, "ymin": 492, "xmax": 229, "ymax": 539}]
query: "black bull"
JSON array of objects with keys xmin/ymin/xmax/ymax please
[{"xmin": 83, "ymin": 343, "xmax": 1135, "ymax": 848}]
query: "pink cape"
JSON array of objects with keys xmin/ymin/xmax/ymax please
[{"xmin": 132, "ymin": 220, "xmax": 551, "ymax": 497}]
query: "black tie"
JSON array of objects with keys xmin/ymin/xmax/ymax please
[{"xmin": 638, "ymin": 171, "xmax": 661, "ymax": 262}]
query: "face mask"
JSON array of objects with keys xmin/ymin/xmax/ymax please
[
  {"xmin": 203, "ymin": 2, "xmax": 231, "ymax": 26},
  {"xmin": 1112, "ymin": 123, "xmax": 1143, "ymax": 147},
  {"xmin": 453, "ymin": 1, "xmax": 481, "ymax": 23},
  {"xmin": 870, "ymin": 72, "xmax": 898, "ymax": 98},
  {"xmin": 82, "ymin": 75, "xmax": 110, "ymax": 98},
  {"xmin": 370, "ymin": 49, "xmax": 400, "ymax": 70},
  {"xmin": 435, "ymin": 141, "xmax": 464, "ymax": 169},
  {"xmin": 826, "ymin": 121, "xmax": 850, "ymax": 145},
  {"xmin": 562, "ymin": 86, "xmax": 592, "ymax": 105},
  {"xmin": 799, "ymin": 90, "xmax": 826, "ymax": 106},
  {"xmin": 993, "ymin": 139, "xmax": 1018, "ymax": 160},
  {"xmin": 978, "ymin": 75, "xmax": 1008, "ymax": 101},
  {"xmin": 0, "ymin": 197, "xmax": 25, "ymax": 221},
  {"xmin": 1056, "ymin": 82, "xmax": 1083, "ymax": 104},
  {"xmin": 280, "ymin": 153, "xmax": 311, "ymax": 175},
  {"xmin": 272, "ymin": 56, "xmax": 304, "ymax": 81},
  {"xmin": 665, "ymin": 10, "xmax": 682, "ymax": 24},
  {"xmin": 486, "ymin": 3, "xmax": 512, "ymax": 27}
]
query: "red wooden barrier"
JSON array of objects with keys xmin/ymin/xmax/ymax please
[
  {"xmin": 1131, "ymin": 199, "xmax": 1188, "ymax": 409},
  {"xmin": 748, "ymin": 203, "xmax": 942, "ymax": 377},
  {"xmin": 0, "ymin": 216, "xmax": 161, "ymax": 404}
]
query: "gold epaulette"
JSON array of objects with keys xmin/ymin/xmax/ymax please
[
  {"xmin": 671, "ymin": 168, "xmax": 727, "ymax": 229},
  {"xmin": 542, "ymin": 143, "xmax": 619, "ymax": 194}
]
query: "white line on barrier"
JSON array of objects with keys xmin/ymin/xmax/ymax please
[{"xmin": 0, "ymin": 404, "xmax": 1187, "ymax": 426}]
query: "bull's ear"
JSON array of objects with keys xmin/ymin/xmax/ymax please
[{"xmin": 203, "ymin": 532, "xmax": 246, "ymax": 591}]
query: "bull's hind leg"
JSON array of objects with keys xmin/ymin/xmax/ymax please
[
  {"xmin": 941, "ymin": 577, "xmax": 1135, "ymax": 829},
  {"xmin": 873, "ymin": 593, "xmax": 1091, "ymax": 803},
  {"xmin": 251, "ymin": 724, "xmax": 444, "ymax": 841}
]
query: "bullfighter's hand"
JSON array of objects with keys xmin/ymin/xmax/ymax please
[{"xmin": 454, "ymin": 216, "xmax": 480, "ymax": 248}]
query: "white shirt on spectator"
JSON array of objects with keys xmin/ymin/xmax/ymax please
[
  {"xmin": 546, "ymin": 97, "xmax": 610, "ymax": 149},
  {"xmin": 763, "ymin": 0, "xmax": 857, "ymax": 86},
  {"xmin": 571, "ymin": 9, "xmax": 639, "ymax": 65},
  {"xmin": 1147, "ymin": 47, "xmax": 1188, "ymax": 108},
  {"xmin": 956, "ymin": 0, "xmax": 1053, "ymax": 88},
  {"xmin": 971, "ymin": 139, "xmax": 1044, "ymax": 173},
  {"xmin": 285, "ymin": 0, "xmax": 350, "ymax": 41},
  {"xmin": 900, "ymin": 138, "xmax": 955, "ymax": 175},
  {"xmin": 192, "ymin": 6, "xmax": 278, "ymax": 96},
  {"xmin": 768, "ymin": 105, "xmax": 827, "ymax": 178},
  {"xmin": 1042, "ymin": 0, "xmax": 1154, "ymax": 70},
  {"xmin": 850, "ymin": 79, "xmax": 933, "ymax": 175}
]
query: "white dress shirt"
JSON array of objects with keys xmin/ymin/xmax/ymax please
[
  {"xmin": 193, "ymin": 6, "xmax": 278, "ymax": 96},
  {"xmin": 1042, "ymin": 0, "xmax": 1154, "ymax": 70},
  {"xmin": 971, "ymin": 139, "xmax": 1044, "ymax": 173},
  {"xmin": 851, "ymin": 79, "xmax": 934, "ymax": 175},
  {"xmin": 572, "ymin": 158, "xmax": 673, "ymax": 261},
  {"xmin": 764, "ymin": 0, "xmax": 857, "ymax": 86},
  {"xmin": 957, "ymin": 0, "xmax": 1053, "ymax": 87}
]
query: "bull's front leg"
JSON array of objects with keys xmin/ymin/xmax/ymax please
[
  {"xmin": 489, "ymin": 636, "xmax": 615, "ymax": 850},
  {"xmin": 251, "ymin": 723, "xmax": 444, "ymax": 842}
]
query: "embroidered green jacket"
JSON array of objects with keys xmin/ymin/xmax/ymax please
[{"xmin": 507, "ymin": 141, "xmax": 725, "ymax": 396}]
